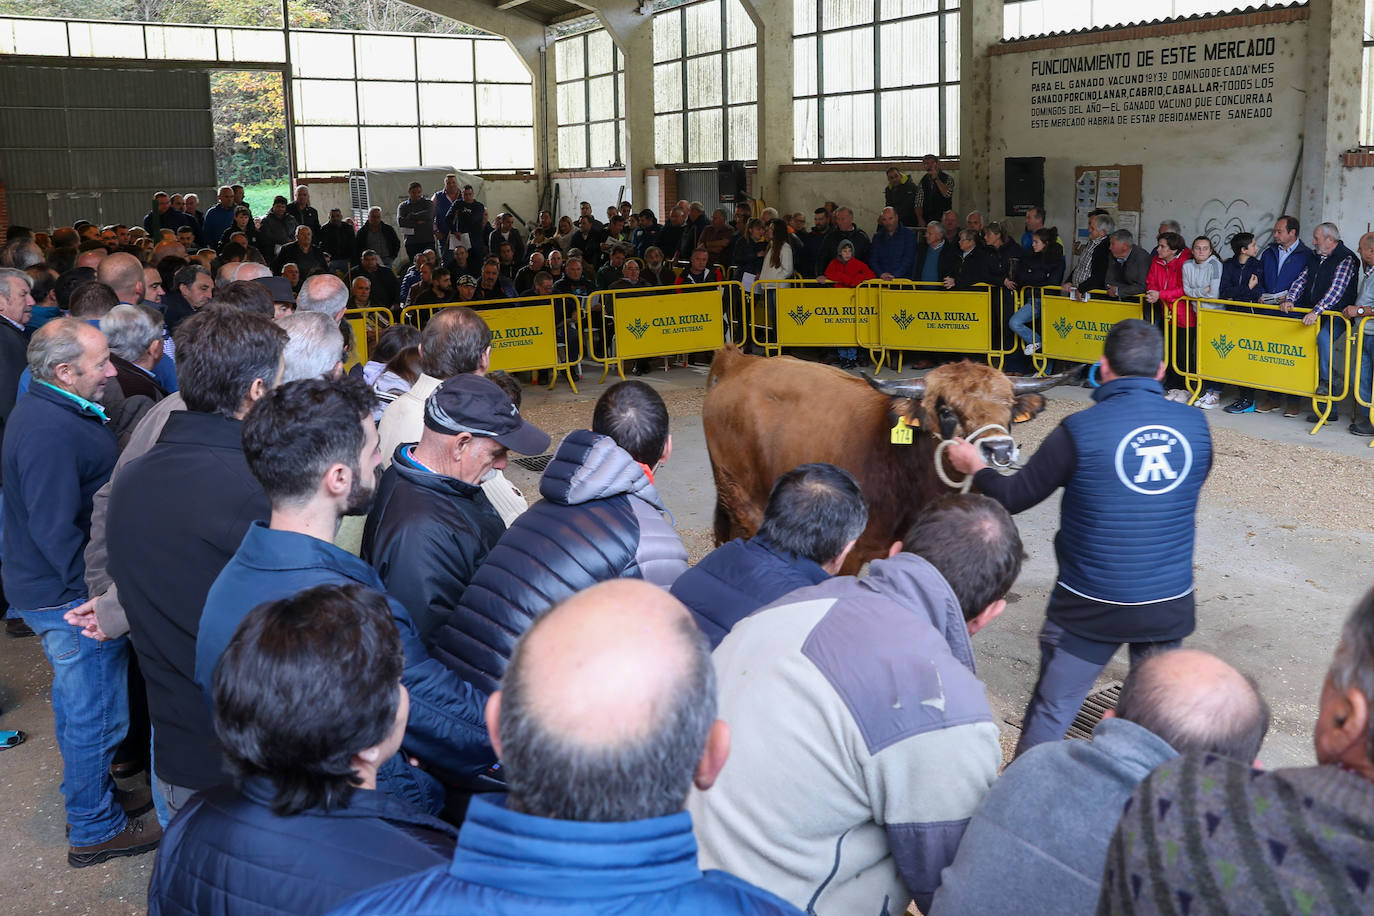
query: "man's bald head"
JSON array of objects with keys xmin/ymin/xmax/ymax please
[
  {"xmin": 491, "ymin": 580, "xmax": 724, "ymax": 822},
  {"xmin": 1113, "ymin": 649, "xmax": 1269, "ymax": 762},
  {"xmin": 152, "ymin": 241, "xmax": 188, "ymax": 266},
  {"xmin": 76, "ymin": 248, "xmax": 107, "ymax": 271},
  {"xmin": 96, "ymin": 252, "xmax": 145, "ymax": 303}
]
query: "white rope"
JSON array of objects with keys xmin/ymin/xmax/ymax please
[{"xmin": 933, "ymin": 423, "xmax": 1011, "ymax": 493}]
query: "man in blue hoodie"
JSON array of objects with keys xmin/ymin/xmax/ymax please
[
  {"xmin": 868, "ymin": 206, "xmax": 917, "ymax": 281},
  {"xmin": 671, "ymin": 462, "xmax": 865, "ymax": 647}
]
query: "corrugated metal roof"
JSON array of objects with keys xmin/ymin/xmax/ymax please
[
  {"xmin": 494, "ymin": 0, "xmax": 591, "ymax": 26},
  {"xmin": 999, "ymin": 1, "xmax": 1308, "ymax": 46}
]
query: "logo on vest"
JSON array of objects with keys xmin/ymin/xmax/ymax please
[{"xmin": 1113, "ymin": 424, "xmax": 1193, "ymax": 495}]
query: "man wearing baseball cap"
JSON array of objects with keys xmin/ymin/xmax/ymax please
[{"xmin": 362, "ymin": 374, "xmax": 549, "ymax": 643}]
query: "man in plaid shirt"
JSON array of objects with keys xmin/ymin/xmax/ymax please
[{"xmin": 1279, "ymin": 222, "xmax": 1357, "ymax": 409}]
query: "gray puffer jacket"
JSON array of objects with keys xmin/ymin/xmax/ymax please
[{"xmin": 431, "ymin": 429, "xmax": 687, "ymax": 694}]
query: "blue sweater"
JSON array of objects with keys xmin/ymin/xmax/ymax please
[
  {"xmin": 197, "ymin": 522, "xmax": 495, "ymax": 785},
  {"xmin": 328, "ymin": 795, "xmax": 803, "ymax": 915},
  {"xmin": 670, "ymin": 536, "xmax": 829, "ymax": 647},
  {"xmin": 869, "ymin": 224, "xmax": 917, "ymax": 279},
  {"xmin": 1, "ymin": 382, "xmax": 116, "ymax": 608}
]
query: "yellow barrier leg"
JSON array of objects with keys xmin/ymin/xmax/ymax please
[{"xmin": 1308, "ymin": 396, "xmax": 1332, "ymax": 434}]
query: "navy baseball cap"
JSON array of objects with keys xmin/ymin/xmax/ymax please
[
  {"xmin": 423, "ymin": 374, "xmax": 550, "ymax": 455},
  {"xmin": 252, "ymin": 275, "xmax": 295, "ymax": 303}
]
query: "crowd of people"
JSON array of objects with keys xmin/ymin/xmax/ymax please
[{"xmin": 0, "ymin": 165, "xmax": 1371, "ymax": 916}]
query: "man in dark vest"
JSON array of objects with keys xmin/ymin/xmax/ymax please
[
  {"xmin": 947, "ymin": 319, "xmax": 1212, "ymax": 757},
  {"xmin": 1278, "ymin": 221, "xmax": 1357, "ymax": 418}
]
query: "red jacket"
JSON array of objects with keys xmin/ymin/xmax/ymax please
[
  {"xmin": 1147, "ymin": 254, "xmax": 1189, "ymax": 326},
  {"xmin": 824, "ymin": 256, "xmax": 876, "ymax": 289}
]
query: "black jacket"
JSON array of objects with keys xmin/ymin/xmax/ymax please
[
  {"xmin": 351, "ymin": 265, "xmax": 401, "ymax": 309},
  {"xmin": 1075, "ymin": 237, "xmax": 1114, "ymax": 294},
  {"xmin": 318, "ymin": 221, "xmax": 356, "ymax": 263},
  {"xmin": 362, "ymin": 447, "xmax": 506, "ymax": 646},
  {"xmin": 106, "ymin": 410, "xmax": 269, "ymax": 789},
  {"xmin": 432, "ymin": 430, "xmax": 687, "ymax": 695},
  {"xmin": 148, "ymin": 776, "xmax": 456, "ymax": 916},
  {"xmin": 355, "ymin": 222, "xmax": 401, "ymax": 262},
  {"xmin": 0, "ymin": 318, "xmax": 29, "ymax": 445},
  {"xmin": 948, "ymin": 245, "xmax": 992, "ymax": 289},
  {"xmin": 285, "ymin": 201, "xmax": 320, "ymax": 232},
  {"xmin": 1105, "ymin": 245, "xmax": 1153, "ymax": 299},
  {"xmin": 884, "ymin": 175, "xmax": 919, "ymax": 226},
  {"xmin": 916, "ymin": 240, "xmax": 960, "ymax": 282},
  {"xmin": 273, "ymin": 242, "xmax": 330, "ymax": 279}
]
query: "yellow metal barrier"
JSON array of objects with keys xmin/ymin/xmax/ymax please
[
  {"xmin": 398, "ymin": 295, "xmax": 584, "ymax": 392},
  {"xmin": 748, "ymin": 279, "xmax": 881, "ymax": 366},
  {"xmin": 1027, "ymin": 289, "xmax": 1151, "ymax": 376},
  {"xmin": 586, "ymin": 282, "xmax": 733, "ymax": 382},
  {"xmin": 1176, "ymin": 298, "xmax": 1350, "ymax": 433},
  {"xmin": 1356, "ymin": 316, "xmax": 1373, "ymax": 446},
  {"xmin": 341, "ymin": 306, "xmax": 394, "ymax": 371},
  {"xmin": 860, "ymin": 280, "xmax": 1008, "ymax": 372}
]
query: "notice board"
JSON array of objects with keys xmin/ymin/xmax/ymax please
[{"xmin": 1073, "ymin": 163, "xmax": 1143, "ymax": 256}]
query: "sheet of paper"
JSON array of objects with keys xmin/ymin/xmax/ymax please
[
  {"xmin": 1076, "ymin": 171, "xmax": 1098, "ymax": 211},
  {"xmin": 1117, "ymin": 210, "xmax": 1140, "ymax": 238},
  {"xmin": 1097, "ymin": 169, "xmax": 1121, "ymax": 208}
]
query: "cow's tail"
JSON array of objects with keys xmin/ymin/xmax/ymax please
[{"xmin": 708, "ymin": 343, "xmax": 747, "ymax": 389}]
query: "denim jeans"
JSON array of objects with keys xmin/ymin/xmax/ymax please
[
  {"xmin": 17, "ymin": 599, "xmax": 130, "ymax": 846},
  {"xmin": 1009, "ymin": 295, "xmax": 1040, "ymax": 347},
  {"xmin": 1314, "ymin": 314, "xmax": 1341, "ymax": 386},
  {"xmin": 1358, "ymin": 332, "xmax": 1374, "ymax": 406}
]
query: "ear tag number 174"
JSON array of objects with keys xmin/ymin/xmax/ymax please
[{"xmin": 891, "ymin": 416, "xmax": 914, "ymax": 446}]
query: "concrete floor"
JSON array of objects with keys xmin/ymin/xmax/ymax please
[{"xmin": 1, "ymin": 357, "xmax": 1370, "ymax": 911}]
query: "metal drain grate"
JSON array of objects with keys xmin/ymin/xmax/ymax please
[
  {"xmin": 511, "ymin": 454, "xmax": 553, "ymax": 473},
  {"xmin": 1065, "ymin": 683, "xmax": 1122, "ymax": 741}
]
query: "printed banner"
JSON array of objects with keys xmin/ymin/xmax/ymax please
[
  {"xmin": 772, "ymin": 287, "xmax": 875, "ymax": 347},
  {"xmin": 613, "ymin": 289, "xmax": 724, "ymax": 359},
  {"xmin": 1195, "ymin": 308, "xmax": 1319, "ymax": 394},
  {"xmin": 877, "ymin": 288, "xmax": 992, "ymax": 353},
  {"xmin": 474, "ymin": 303, "xmax": 559, "ymax": 372},
  {"xmin": 1040, "ymin": 296, "xmax": 1143, "ymax": 363}
]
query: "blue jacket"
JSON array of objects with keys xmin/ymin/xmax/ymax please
[
  {"xmin": 432, "ymin": 430, "xmax": 688, "ymax": 695},
  {"xmin": 669, "ymin": 536, "xmax": 829, "ymax": 647},
  {"xmin": 201, "ymin": 204, "xmax": 236, "ymax": 253},
  {"xmin": 1058, "ymin": 377, "xmax": 1211, "ymax": 611},
  {"xmin": 328, "ymin": 795, "xmax": 803, "ymax": 916},
  {"xmin": 149, "ymin": 776, "xmax": 457, "ymax": 916},
  {"xmin": 1260, "ymin": 239, "xmax": 1310, "ymax": 295},
  {"xmin": 1, "ymin": 382, "xmax": 116, "ymax": 608},
  {"xmin": 869, "ymin": 224, "xmax": 917, "ymax": 279},
  {"xmin": 1219, "ymin": 255, "xmax": 1264, "ymax": 304},
  {"xmin": 196, "ymin": 522, "xmax": 496, "ymax": 785}
]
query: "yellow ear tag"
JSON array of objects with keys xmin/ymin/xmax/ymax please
[{"xmin": 890, "ymin": 416, "xmax": 914, "ymax": 445}]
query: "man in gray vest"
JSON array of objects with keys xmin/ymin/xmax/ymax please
[{"xmin": 948, "ymin": 319, "xmax": 1212, "ymax": 757}]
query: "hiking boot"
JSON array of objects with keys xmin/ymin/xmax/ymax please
[
  {"xmin": 68, "ymin": 814, "xmax": 162, "ymax": 868},
  {"xmin": 1282, "ymin": 400, "xmax": 1301, "ymax": 418},
  {"xmin": 1223, "ymin": 397, "xmax": 1255, "ymax": 414},
  {"xmin": 1255, "ymin": 396, "xmax": 1281, "ymax": 413}
]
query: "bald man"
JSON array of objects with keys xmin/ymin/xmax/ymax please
[
  {"xmin": 332, "ymin": 581, "xmax": 802, "ymax": 916},
  {"xmin": 97, "ymin": 253, "xmax": 146, "ymax": 306},
  {"xmin": 76, "ymin": 247, "xmax": 107, "ymax": 271},
  {"xmin": 932, "ymin": 649, "xmax": 1269, "ymax": 916}
]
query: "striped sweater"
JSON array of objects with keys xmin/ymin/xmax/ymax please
[{"xmin": 1098, "ymin": 752, "xmax": 1374, "ymax": 915}]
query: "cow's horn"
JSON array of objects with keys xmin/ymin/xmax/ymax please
[
  {"xmin": 863, "ymin": 373, "xmax": 926, "ymax": 399},
  {"xmin": 1009, "ymin": 366, "xmax": 1085, "ymax": 395}
]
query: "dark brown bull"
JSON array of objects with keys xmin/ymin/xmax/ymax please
[{"xmin": 703, "ymin": 346, "xmax": 1078, "ymax": 574}]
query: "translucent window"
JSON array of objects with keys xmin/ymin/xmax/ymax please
[
  {"xmin": 417, "ymin": 37, "xmax": 473, "ymax": 82},
  {"xmin": 477, "ymin": 84, "xmax": 533, "ymax": 127},
  {"xmin": 358, "ymin": 82, "xmax": 417, "ymax": 126},
  {"xmin": 420, "ymin": 126, "xmax": 477, "ymax": 170},
  {"xmin": 296, "ymin": 126, "xmax": 359, "ymax": 173},
  {"xmin": 0, "ymin": 18, "xmax": 68, "ymax": 56},
  {"xmin": 293, "ymin": 79, "xmax": 358, "ymax": 125},
  {"xmin": 652, "ymin": 0, "xmax": 756, "ymax": 165},
  {"xmin": 354, "ymin": 35, "xmax": 416, "ymax": 81},
  {"xmin": 478, "ymin": 127, "xmax": 534, "ymax": 170},
  {"xmin": 1003, "ymin": 0, "xmax": 1286, "ymax": 38},
  {"xmin": 146, "ymin": 26, "xmax": 217, "ymax": 61},
  {"xmin": 474, "ymin": 39, "xmax": 526, "ymax": 80},
  {"xmin": 554, "ymin": 29, "xmax": 625, "ymax": 170},
  {"xmin": 361, "ymin": 127, "xmax": 418, "ymax": 168},
  {"xmin": 67, "ymin": 22, "xmax": 143, "ymax": 58},
  {"xmin": 291, "ymin": 31, "xmax": 354, "ymax": 78},
  {"xmin": 419, "ymin": 83, "xmax": 475, "ymax": 126}
]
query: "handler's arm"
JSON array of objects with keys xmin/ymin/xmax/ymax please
[{"xmin": 973, "ymin": 423, "xmax": 1076, "ymax": 514}]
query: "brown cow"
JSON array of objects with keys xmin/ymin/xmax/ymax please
[{"xmin": 704, "ymin": 345, "xmax": 1078, "ymax": 574}]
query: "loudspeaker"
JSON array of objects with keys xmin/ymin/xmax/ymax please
[
  {"xmin": 717, "ymin": 160, "xmax": 747, "ymax": 204},
  {"xmin": 1004, "ymin": 157, "xmax": 1045, "ymax": 216}
]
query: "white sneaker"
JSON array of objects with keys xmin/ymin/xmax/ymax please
[
  {"xmin": 1196, "ymin": 391, "xmax": 1222, "ymax": 409},
  {"xmin": 1022, "ymin": 341, "xmax": 1041, "ymax": 355},
  {"xmin": 1165, "ymin": 388, "xmax": 1189, "ymax": 403}
]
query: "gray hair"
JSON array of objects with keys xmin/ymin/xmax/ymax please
[
  {"xmin": 1110, "ymin": 229, "xmax": 1135, "ymax": 245},
  {"xmin": 277, "ymin": 310, "xmax": 343, "ymax": 381},
  {"xmin": 499, "ymin": 609, "xmax": 716, "ymax": 823},
  {"xmin": 3, "ymin": 240, "xmax": 43, "ymax": 270},
  {"xmin": 1094, "ymin": 213, "xmax": 1117, "ymax": 234},
  {"xmin": 1316, "ymin": 222, "xmax": 1341, "ymax": 242},
  {"xmin": 100, "ymin": 303, "xmax": 162, "ymax": 362},
  {"xmin": 28, "ymin": 316, "xmax": 92, "ymax": 382},
  {"xmin": 297, "ymin": 274, "xmax": 349, "ymax": 316},
  {"xmin": 1115, "ymin": 650, "xmax": 1270, "ymax": 763},
  {"xmin": 1330, "ymin": 587, "xmax": 1374, "ymax": 762},
  {"xmin": 925, "ymin": 221, "xmax": 946, "ymax": 239},
  {"xmin": 1159, "ymin": 219, "xmax": 1182, "ymax": 234},
  {"xmin": 0, "ymin": 266, "xmax": 33, "ymax": 297},
  {"xmin": 233, "ymin": 262, "xmax": 273, "ymax": 283}
]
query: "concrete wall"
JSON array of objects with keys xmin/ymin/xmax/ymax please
[
  {"xmin": 549, "ymin": 170, "xmax": 628, "ymax": 223},
  {"xmin": 298, "ymin": 173, "xmax": 541, "ymax": 235},
  {"xmin": 987, "ymin": 13, "xmax": 1309, "ymax": 247},
  {"xmin": 779, "ymin": 163, "xmax": 960, "ymax": 232}
]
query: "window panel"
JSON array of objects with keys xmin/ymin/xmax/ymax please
[
  {"xmin": 794, "ymin": 36, "xmax": 818, "ymax": 97},
  {"xmin": 291, "ymin": 31, "xmax": 353, "ymax": 78},
  {"xmin": 822, "ymin": 29, "xmax": 873, "ymax": 94},
  {"xmin": 587, "ymin": 29, "xmax": 614, "ymax": 76},
  {"xmin": 556, "ymin": 34, "xmax": 584, "ymax": 81},
  {"xmin": 355, "ymin": 34, "xmax": 415, "ymax": 80},
  {"xmin": 728, "ymin": 48, "xmax": 756, "ymax": 103},
  {"xmin": 0, "ymin": 18, "xmax": 68, "ymax": 56},
  {"xmin": 589, "ymin": 121, "xmax": 617, "ymax": 167},
  {"xmin": 474, "ymin": 39, "xmax": 525, "ymax": 79},
  {"xmin": 419, "ymin": 83, "xmax": 474, "ymax": 125},
  {"xmin": 885, "ymin": 0, "xmax": 940, "ymax": 14},
  {"xmin": 67, "ymin": 22, "xmax": 142, "ymax": 58},
  {"xmin": 686, "ymin": 55, "xmax": 723, "ymax": 108},
  {"xmin": 588, "ymin": 75, "xmax": 617, "ymax": 117},
  {"xmin": 296, "ymin": 126, "xmax": 359, "ymax": 173},
  {"xmin": 358, "ymin": 81, "xmax": 417, "ymax": 126},
  {"xmin": 654, "ymin": 62, "xmax": 682, "ymax": 111},
  {"xmin": 944, "ymin": 83, "xmax": 960, "ymax": 155},
  {"xmin": 879, "ymin": 87, "xmax": 939, "ymax": 158},
  {"xmin": 822, "ymin": 94, "xmax": 874, "ymax": 159},
  {"xmin": 726, "ymin": 0, "xmax": 756, "ymax": 48},
  {"xmin": 361, "ymin": 127, "xmax": 418, "ymax": 168},
  {"xmin": 794, "ymin": 98, "xmax": 819, "ymax": 160},
  {"xmin": 421, "ymin": 127, "xmax": 477, "ymax": 170},
  {"xmin": 219, "ymin": 28, "xmax": 285, "ymax": 63},
  {"xmin": 656, "ymin": 113, "xmax": 684, "ymax": 163},
  {"xmin": 793, "ymin": 0, "xmax": 818, "ymax": 35},
  {"xmin": 880, "ymin": 18, "xmax": 938, "ymax": 87},
  {"xmin": 821, "ymin": 0, "xmax": 873, "ymax": 30},
  {"xmin": 685, "ymin": 1, "xmax": 721, "ymax": 56},
  {"xmin": 559, "ymin": 125, "xmax": 587, "ymax": 169},
  {"xmin": 146, "ymin": 25, "xmax": 217, "ymax": 61},
  {"xmin": 417, "ymin": 37, "xmax": 473, "ymax": 82},
  {"xmin": 477, "ymin": 84, "xmax": 533, "ymax": 126},
  {"xmin": 557, "ymin": 81, "xmax": 585, "ymax": 124},
  {"xmin": 944, "ymin": 12, "xmax": 960, "ymax": 79},
  {"xmin": 293, "ymin": 79, "xmax": 358, "ymax": 125},
  {"xmin": 687, "ymin": 108, "xmax": 722, "ymax": 162},
  {"xmin": 727, "ymin": 104, "xmax": 756, "ymax": 160},
  {"xmin": 653, "ymin": 12, "xmax": 681, "ymax": 63},
  {"xmin": 478, "ymin": 127, "xmax": 534, "ymax": 170}
]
